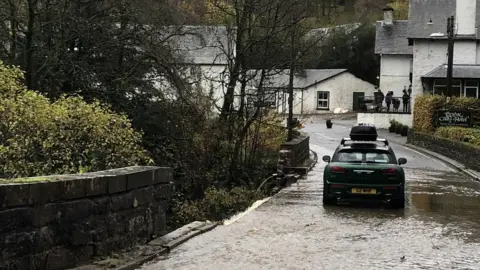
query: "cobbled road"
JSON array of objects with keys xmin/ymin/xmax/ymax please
[{"xmin": 140, "ymin": 120, "xmax": 480, "ymax": 270}]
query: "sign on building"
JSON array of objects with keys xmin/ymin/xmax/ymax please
[{"xmin": 434, "ymin": 110, "xmax": 472, "ymax": 127}]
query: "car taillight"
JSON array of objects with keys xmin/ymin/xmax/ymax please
[
  {"xmin": 331, "ymin": 166, "xmax": 346, "ymax": 173},
  {"xmin": 382, "ymin": 168, "xmax": 397, "ymax": 175}
]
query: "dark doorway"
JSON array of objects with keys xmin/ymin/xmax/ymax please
[{"xmin": 353, "ymin": 92, "xmax": 365, "ymax": 111}]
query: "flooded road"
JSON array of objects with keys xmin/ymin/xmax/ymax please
[{"xmin": 141, "ymin": 121, "xmax": 480, "ymax": 270}]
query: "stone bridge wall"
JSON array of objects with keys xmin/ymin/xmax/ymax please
[
  {"xmin": 0, "ymin": 166, "xmax": 174, "ymax": 270},
  {"xmin": 408, "ymin": 131, "xmax": 480, "ymax": 171},
  {"xmin": 277, "ymin": 131, "xmax": 310, "ymax": 174}
]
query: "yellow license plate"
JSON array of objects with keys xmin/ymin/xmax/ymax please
[{"xmin": 351, "ymin": 188, "xmax": 377, "ymax": 194}]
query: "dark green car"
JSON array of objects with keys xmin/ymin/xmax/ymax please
[{"xmin": 322, "ymin": 138, "xmax": 407, "ymax": 208}]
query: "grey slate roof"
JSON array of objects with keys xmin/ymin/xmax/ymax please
[
  {"xmin": 162, "ymin": 25, "xmax": 233, "ymax": 65},
  {"xmin": 375, "ymin": 20, "xmax": 412, "ymax": 55},
  {"xmin": 408, "ymin": 0, "xmax": 480, "ymax": 39},
  {"xmin": 422, "ymin": 64, "xmax": 480, "ymax": 78},
  {"xmin": 260, "ymin": 69, "xmax": 348, "ymax": 89}
]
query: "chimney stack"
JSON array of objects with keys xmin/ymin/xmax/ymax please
[
  {"xmin": 383, "ymin": 7, "xmax": 394, "ymax": 26},
  {"xmin": 456, "ymin": 0, "xmax": 476, "ymax": 35}
]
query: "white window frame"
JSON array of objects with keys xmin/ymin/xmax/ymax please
[
  {"xmin": 464, "ymin": 80, "xmax": 479, "ymax": 98},
  {"xmin": 317, "ymin": 91, "xmax": 330, "ymax": 110}
]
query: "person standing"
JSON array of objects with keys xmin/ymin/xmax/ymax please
[
  {"xmin": 385, "ymin": 91, "xmax": 393, "ymax": 112},
  {"xmin": 402, "ymin": 89, "xmax": 410, "ymax": 112},
  {"xmin": 374, "ymin": 88, "xmax": 385, "ymax": 112}
]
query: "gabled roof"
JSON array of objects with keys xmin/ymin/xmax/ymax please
[
  {"xmin": 161, "ymin": 25, "xmax": 234, "ymax": 65},
  {"xmin": 375, "ymin": 20, "xmax": 412, "ymax": 55},
  {"xmin": 408, "ymin": 0, "xmax": 480, "ymax": 40},
  {"xmin": 422, "ymin": 64, "xmax": 480, "ymax": 78},
  {"xmin": 260, "ymin": 69, "xmax": 348, "ymax": 89}
]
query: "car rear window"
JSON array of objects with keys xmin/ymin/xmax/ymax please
[{"xmin": 333, "ymin": 150, "xmax": 395, "ymax": 164}]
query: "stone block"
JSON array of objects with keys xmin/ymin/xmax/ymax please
[
  {"xmin": 93, "ymin": 238, "xmax": 129, "ymax": 257},
  {"xmin": 3, "ymin": 252, "xmax": 48, "ymax": 270},
  {"xmin": 0, "ymin": 208, "xmax": 33, "ymax": 233},
  {"xmin": 32, "ymin": 226, "xmax": 57, "ymax": 254},
  {"xmin": 154, "ymin": 167, "xmax": 174, "ymax": 184},
  {"xmin": 73, "ymin": 245, "xmax": 95, "ymax": 264},
  {"xmin": 132, "ymin": 187, "xmax": 155, "ymax": 207},
  {"xmin": 91, "ymin": 227, "xmax": 109, "ymax": 243},
  {"xmin": 85, "ymin": 176, "xmax": 109, "ymax": 197},
  {"xmin": 44, "ymin": 247, "xmax": 78, "ymax": 270},
  {"xmin": 0, "ymin": 183, "xmax": 30, "ymax": 208},
  {"xmin": 127, "ymin": 170, "xmax": 154, "ymax": 190},
  {"xmin": 29, "ymin": 181, "xmax": 64, "ymax": 205},
  {"xmin": 92, "ymin": 197, "xmax": 110, "ymax": 215},
  {"xmin": 107, "ymin": 213, "xmax": 127, "ymax": 237},
  {"xmin": 61, "ymin": 178, "xmax": 87, "ymax": 200},
  {"xmin": 110, "ymin": 193, "xmax": 133, "ymax": 212},
  {"xmin": 69, "ymin": 222, "xmax": 93, "ymax": 246},
  {"xmin": 63, "ymin": 199, "xmax": 94, "ymax": 221},
  {"xmin": 1, "ymin": 232, "xmax": 35, "ymax": 260},
  {"xmin": 126, "ymin": 214, "xmax": 146, "ymax": 234},
  {"xmin": 108, "ymin": 175, "xmax": 127, "ymax": 194},
  {"xmin": 32, "ymin": 203, "xmax": 63, "ymax": 227},
  {"xmin": 154, "ymin": 212, "xmax": 167, "ymax": 236}
]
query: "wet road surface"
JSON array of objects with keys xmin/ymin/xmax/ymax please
[{"xmin": 141, "ymin": 121, "xmax": 480, "ymax": 270}]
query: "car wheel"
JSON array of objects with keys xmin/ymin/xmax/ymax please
[
  {"xmin": 323, "ymin": 185, "xmax": 336, "ymax": 206},
  {"xmin": 390, "ymin": 197, "xmax": 405, "ymax": 209}
]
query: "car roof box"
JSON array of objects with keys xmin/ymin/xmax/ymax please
[{"xmin": 349, "ymin": 123, "xmax": 378, "ymax": 141}]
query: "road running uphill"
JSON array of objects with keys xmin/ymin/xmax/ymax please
[{"xmin": 139, "ymin": 122, "xmax": 480, "ymax": 269}]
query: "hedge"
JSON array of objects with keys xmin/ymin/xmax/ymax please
[
  {"xmin": 0, "ymin": 61, "xmax": 152, "ymax": 178},
  {"xmin": 434, "ymin": 127, "xmax": 480, "ymax": 147},
  {"xmin": 413, "ymin": 94, "xmax": 480, "ymax": 133}
]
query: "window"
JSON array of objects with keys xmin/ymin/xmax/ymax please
[
  {"xmin": 263, "ymin": 91, "xmax": 277, "ymax": 108},
  {"xmin": 465, "ymin": 80, "xmax": 479, "ymax": 98},
  {"xmin": 317, "ymin": 91, "xmax": 329, "ymax": 110},
  {"xmin": 365, "ymin": 152, "xmax": 392, "ymax": 163},
  {"xmin": 433, "ymin": 79, "xmax": 461, "ymax": 96},
  {"xmin": 333, "ymin": 150, "xmax": 396, "ymax": 164},
  {"xmin": 335, "ymin": 152, "xmax": 363, "ymax": 163}
]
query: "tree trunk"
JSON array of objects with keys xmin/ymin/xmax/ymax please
[
  {"xmin": 25, "ymin": 0, "xmax": 37, "ymax": 90},
  {"xmin": 220, "ymin": 0, "xmax": 251, "ymax": 121},
  {"xmin": 8, "ymin": 0, "xmax": 18, "ymax": 63}
]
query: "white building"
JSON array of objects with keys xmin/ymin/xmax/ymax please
[
  {"xmin": 375, "ymin": 7, "xmax": 413, "ymax": 95},
  {"xmin": 256, "ymin": 69, "xmax": 376, "ymax": 115},
  {"xmin": 368, "ymin": 0, "xmax": 480, "ymax": 128},
  {"xmin": 158, "ymin": 25, "xmax": 239, "ymax": 114}
]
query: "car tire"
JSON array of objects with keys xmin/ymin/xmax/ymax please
[
  {"xmin": 390, "ymin": 197, "xmax": 405, "ymax": 209},
  {"xmin": 323, "ymin": 186, "xmax": 336, "ymax": 206}
]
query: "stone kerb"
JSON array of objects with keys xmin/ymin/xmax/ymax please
[{"xmin": 0, "ymin": 166, "xmax": 175, "ymax": 270}]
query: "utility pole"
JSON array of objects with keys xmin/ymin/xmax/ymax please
[
  {"xmin": 446, "ymin": 15, "xmax": 455, "ymax": 98},
  {"xmin": 287, "ymin": 16, "xmax": 296, "ymax": 142}
]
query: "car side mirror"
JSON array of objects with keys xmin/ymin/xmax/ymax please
[
  {"xmin": 398, "ymin": 158, "xmax": 407, "ymax": 165},
  {"xmin": 322, "ymin": 155, "xmax": 331, "ymax": 163}
]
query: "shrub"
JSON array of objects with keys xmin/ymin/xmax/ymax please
[
  {"xmin": 0, "ymin": 61, "xmax": 151, "ymax": 178},
  {"xmin": 434, "ymin": 127, "xmax": 480, "ymax": 146},
  {"xmin": 401, "ymin": 125, "xmax": 409, "ymax": 136},
  {"xmin": 389, "ymin": 119, "xmax": 399, "ymax": 132},
  {"xmin": 395, "ymin": 123, "xmax": 403, "ymax": 134},
  {"xmin": 170, "ymin": 187, "xmax": 263, "ymax": 226},
  {"xmin": 413, "ymin": 94, "xmax": 446, "ymax": 133},
  {"xmin": 389, "ymin": 119, "xmax": 399, "ymax": 127},
  {"xmin": 414, "ymin": 94, "xmax": 480, "ymax": 133}
]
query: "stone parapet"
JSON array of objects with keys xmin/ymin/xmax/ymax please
[{"xmin": 0, "ymin": 166, "xmax": 174, "ymax": 270}]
